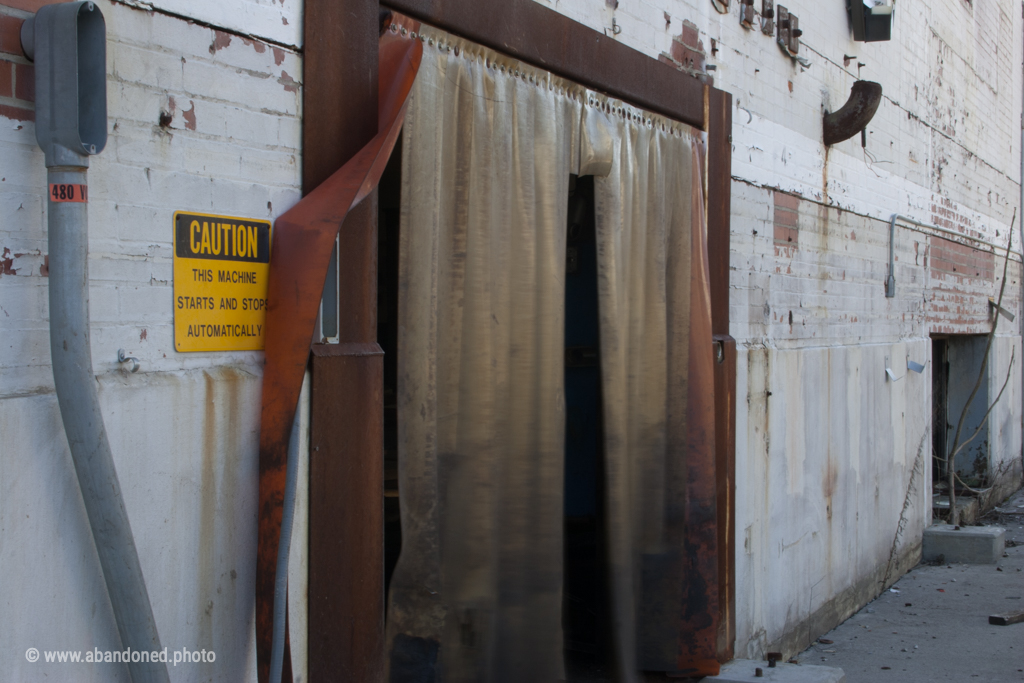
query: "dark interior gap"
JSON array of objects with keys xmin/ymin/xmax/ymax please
[
  {"xmin": 380, "ymin": 135, "xmax": 403, "ymax": 605},
  {"xmin": 931, "ymin": 333, "xmax": 993, "ymax": 520},
  {"xmin": 562, "ymin": 175, "xmax": 614, "ymax": 681},
  {"xmin": 932, "ymin": 337, "xmax": 949, "ymax": 490}
]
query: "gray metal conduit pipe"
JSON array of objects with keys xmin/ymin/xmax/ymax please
[
  {"xmin": 48, "ymin": 167, "xmax": 169, "ymax": 683},
  {"xmin": 886, "ymin": 213, "xmax": 1023, "ymax": 298},
  {"xmin": 24, "ymin": 4, "xmax": 169, "ymax": 682}
]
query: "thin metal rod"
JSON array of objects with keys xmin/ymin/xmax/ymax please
[
  {"xmin": 1019, "ymin": 24, "xmax": 1024, "ymax": 476},
  {"xmin": 886, "ymin": 212, "xmax": 1023, "ymax": 298},
  {"xmin": 48, "ymin": 166, "xmax": 170, "ymax": 683},
  {"xmin": 270, "ymin": 396, "xmax": 303, "ymax": 683}
]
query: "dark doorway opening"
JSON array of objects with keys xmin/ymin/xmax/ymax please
[
  {"xmin": 932, "ymin": 337, "xmax": 949, "ymax": 487},
  {"xmin": 379, "ymin": 136, "xmax": 403, "ymax": 603},
  {"xmin": 932, "ymin": 334, "xmax": 992, "ymax": 514},
  {"xmin": 562, "ymin": 175, "xmax": 614, "ymax": 680}
]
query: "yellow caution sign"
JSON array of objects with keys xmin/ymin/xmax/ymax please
[{"xmin": 173, "ymin": 211, "xmax": 272, "ymax": 352}]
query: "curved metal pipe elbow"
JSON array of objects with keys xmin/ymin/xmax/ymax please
[{"xmin": 823, "ymin": 80, "xmax": 883, "ymax": 146}]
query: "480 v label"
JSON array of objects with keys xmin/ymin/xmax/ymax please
[{"xmin": 49, "ymin": 184, "xmax": 88, "ymax": 203}]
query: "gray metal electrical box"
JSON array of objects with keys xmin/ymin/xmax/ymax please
[{"xmin": 20, "ymin": 1, "xmax": 107, "ymax": 167}]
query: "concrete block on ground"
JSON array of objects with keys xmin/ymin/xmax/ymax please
[
  {"xmin": 705, "ymin": 659, "xmax": 845, "ymax": 683},
  {"xmin": 922, "ymin": 524, "xmax": 1005, "ymax": 564},
  {"xmin": 932, "ymin": 494, "xmax": 980, "ymax": 525}
]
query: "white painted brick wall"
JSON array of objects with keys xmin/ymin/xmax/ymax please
[
  {"xmin": 115, "ymin": 0, "xmax": 302, "ymax": 48},
  {"xmin": 0, "ymin": 1, "xmax": 305, "ymax": 680}
]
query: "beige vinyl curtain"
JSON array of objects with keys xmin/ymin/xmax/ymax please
[
  {"xmin": 589, "ymin": 105, "xmax": 718, "ymax": 679},
  {"xmin": 386, "ymin": 24, "xmax": 716, "ymax": 683},
  {"xmin": 385, "ymin": 28, "xmax": 582, "ymax": 683}
]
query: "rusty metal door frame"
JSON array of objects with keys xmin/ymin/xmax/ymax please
[{"xmin": 301, "ymin": 1, "xmax": 736, "ymax": 679}]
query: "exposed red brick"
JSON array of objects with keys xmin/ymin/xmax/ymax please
[
  {"xmin": 182, "ymin": 100, "xmax": 196, "ymax": 130},
  {"xmin": 774, "ymin": 225, "xmax": 798, "ymax": 245},
  {"xmin": 681, "ymin": 19, "xmax": 699, "ymax": 48},
  {"xmin": 278, "ymin": 70, "xmax": 299, "ymax": 93},
  {"xmin": 1, "ymin": 247, "xmax": 15, "ymax": 275},
  {"xmin": 0, "ymin": 58, "xmax": 12, "ymax": 97},
  {"xmin": 929, "ymin": 235, "xmax": 994, "ymax": 281},
  {"xmin": 0, "ymin": 102, "xmax": 33, "ymax": 121},
  {"xmin": 14, "ymin": 60, "xmax": 32, "ymax": 101},
  {"xmin": 241, "ymin": 36, "xmax": 267, "ymax": 54},
  {"xmin": 774, "ymin": 208, "xmax": 798, "ymax": 228},
  {"xmin": 669, "ymin": 20, "xmax": 706, "ymax": 73},
  {"xmin": 774, "ymin": 192, "xmax": 801, "ymax": 211},
  {"xmin": 0, "ymin": 0, "xmax": 62, "ymax": 12},
  {"xmin": 773, "ymin": 192, "xmax": 800, "ymax": 252},
  {"xmin": 209, "ymin": 30, "xmax": 232, "ymax": 55},
  {"xmin": 0, "ymin": 14, "xmax": 24, "ymax": 56}
]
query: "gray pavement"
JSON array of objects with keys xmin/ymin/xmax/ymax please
[{"xmin": 798, "ymin": 486, "xmax": 1024, "ymax": 683}]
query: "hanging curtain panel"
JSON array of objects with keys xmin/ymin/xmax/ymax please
[
  {"xmin": 588, "ymin": 101, "xmax": 719, "ymax": 679},
  {"xmin": 385, "ymin": 27, "xmax": 583, "ymax": 683},
  {"xmin": 386, "ymin": 23, "xmax": 717, "ymax": 683}
]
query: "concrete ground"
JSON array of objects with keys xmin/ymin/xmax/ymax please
[{"xmin": 797, "ymin": 487, "xmax": 1024, "ymax": 683}]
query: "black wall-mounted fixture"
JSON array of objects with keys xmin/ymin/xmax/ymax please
[
  {"xmin": 761, "ymin": 0, "xmax": 775, "ymax": 35},
  {"xmin": 849, "ymin": 0, "xmax": 893, "ymax": 42},
  {"xmin": 823, "ymin": 80, "xmax": 883, "ymax": 146}
]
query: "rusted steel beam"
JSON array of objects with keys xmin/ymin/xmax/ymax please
[
  {"xmin": 382, "ymin": 0, "xmax": 707, "ymax": 129},
  {"xmin": 255, "ymin": 27, "xmax": 422, "ymax": 683},
  {"xmin": 713, "ymin": 334, "xmax": 737, "ymax": 662},
  {"xmin": 708, "ymin": 88, "xmax": 732, "ymax": 338},
  {"xmin": 707, "ymin": 87, "xmax": 736, "ymax": 662},
  {"xmin": 310, "ymin": 343, "xmax": 385, "ymax": 682},
  {"xmin": 302, "ymin": 0, "xmax": 378, "ymax": 195},
  {"xmin": 823, "ymin": 80, "xmax": 882, "ymax": 146}
]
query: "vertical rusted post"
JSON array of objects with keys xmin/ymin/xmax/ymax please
[
  {"xmin": 708, "ymin": 87, "xmax": 736, "ymax": 663},
  {"xmin": 304, "ymin": 0, "xmax": 384, "ymax": 681}
]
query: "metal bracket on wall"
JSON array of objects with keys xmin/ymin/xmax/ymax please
[
  {"xmin": 761, "ymin": 0, "xmax": 775, "ymax": 35},
  {"xmin": 777, "ymin": 6, "xmax": 802, "ymax": 55},
  {"xmin": 740, "ymin": 0, "xmax": 755, "ymax": 28}
]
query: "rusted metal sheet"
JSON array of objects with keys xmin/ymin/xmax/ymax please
[
  {"xmin": 383, "ymin": 0, "xmax": 707, "ymax": 129},
  {"xmin": 823, "ymin": 81, "xmax": 883, "ymax": 146},
  {"xmin": 255, "ymin": 26, "xmax": 422, "ymax": 683}
]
